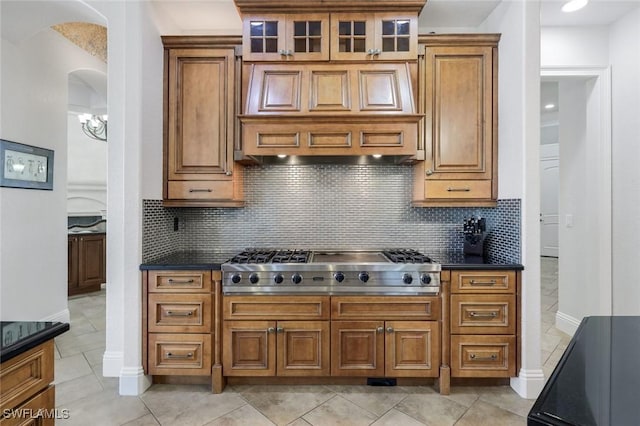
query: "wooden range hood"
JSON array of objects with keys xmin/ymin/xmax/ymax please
[{"xmin": 235, "ymin": 0, "xmax": 426, "ymax": 162}]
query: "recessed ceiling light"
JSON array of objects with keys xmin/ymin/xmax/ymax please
[
  {"xmin": 545, "ymin": 103, "xmax": 555, "ymax": 109},
  {"xmin": 562, "ymin": 0, "xmax": 588, "ymax": 13},
  {"xmin": 277, "ymin": 154, "xmax": 287, "ymax": 158},
  {"xmin": 372, "ymin": 154, "xmax": 382, "ymax": 159}
]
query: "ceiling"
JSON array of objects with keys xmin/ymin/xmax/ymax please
[{"xmin": 147, "ymin": 0, "xmax": 640, "ymax": 34}]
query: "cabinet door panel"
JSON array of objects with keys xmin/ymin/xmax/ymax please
[
  {"xmin": 385, "ymin": 321, "xmax": 439, "ymax": 377},
  {"xmin": 68, "ymin": 236, "xmax": 78, "ymax": 292},
  {"xmin": 331, "ymin": 321, "xmax": 384, "ymax": 376},
  {"xmin": 223, "ymin": 321, "xmax": 275, "ymax": 376},
  {"xmin": 77, "ymin": 234, "xmax": 105, "ymax": 292},
  {"xmin": 277, "ymin": 321, "xmax": 330, "ymax": 376},
  {"xmin": 167, "ymin": 49, "xmax": 233, "ymax": 181},
  {"xmin": 425, "ymin": 46, "xmax": 493, "ymax": 179}
]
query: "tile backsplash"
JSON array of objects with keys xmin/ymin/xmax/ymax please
[{"xmin": 143, "ymin": 164, "xmax": 520, "ymax": 263}]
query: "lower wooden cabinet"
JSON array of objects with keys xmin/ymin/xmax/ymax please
[
  {"xmin": 148, "ymin": 333, "xmax": 212, "ymax": 376},
  {"xmin": 447, "ymin": 269, "xmax": 519, "ymax": 380},
  {"xmin": 331, "ymin": 320, "xmax": 439, "ymax": 377},
  {"xmin": 222, "ymin": 320, "xmax": 330, "ymax": 376},
  {"xmin": 0, "ymin": 341, "xmax": 56, "ymax": 426},
  {"xmin": 68, "ymin": 233, "xmax": 106, "ymax": 296}
]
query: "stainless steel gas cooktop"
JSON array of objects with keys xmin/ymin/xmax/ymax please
[{"xmin": 221, "ymin": 249, "xmax": 441, "ymax": 295}]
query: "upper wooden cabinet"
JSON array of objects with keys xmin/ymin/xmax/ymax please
[
  {"xmin": 235, "ymin": 1, "xmax": 423, "ymax": 62},
  {"xmin": 413, "ymin": 34, "xmax": 500, "ymax": 207},
  {"xmin": 162, "ymin": 37, "xmax": 244, "ymax": 207},
  {"xmin": 243, "ymin": 14, "xmax": 330, "ymax": 61},
  {"xmin": 242, "ymin": 13, "xmax": 417, "ymax": 62}
]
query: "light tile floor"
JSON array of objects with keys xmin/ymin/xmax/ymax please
[{"xmin": 55, "ymin": 258, "xmax": 570, "ymax": 425}]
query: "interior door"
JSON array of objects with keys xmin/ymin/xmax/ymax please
[{"xmin": 540, "ymin": 143, "xmax": 559, "ymax": 257}]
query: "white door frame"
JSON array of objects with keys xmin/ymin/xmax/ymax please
[{"xmin": 541, "ymin": 67, "xmax": 612, "ymax": 331}]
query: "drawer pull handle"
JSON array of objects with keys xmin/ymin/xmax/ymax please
[
  {"xmin": 469, "ymin": 279, "xmax": 497, "ymax": 286},
  {"xmin": 470, "ymin": 354, "xmax": 497, "ymax": 361},
  {"xmin": 376, "ymin": 326, "xmax": 384, "ymax": 333},
  {"xmin": 166, "ymin": 352, "xmax": 194, "ymax": 359},
  {"xmin": 188, "ymin": 188, "xmax": 213, "ymax": 193},
  {"xmin": 166, "ymin": 310, "xmax": 194, "ymax": 317},
  {"xmin": 469, "ymin": 311, "xmax": 498, "ymax": 318},
  {"xmin": 447, "ymin": 187, "xmax": 471, "ymax": 192},
  {"xmin": 267, "ymin": 327, "xmax": 276, "ymax": 334},
  {"xmin": 167, "ymin": 279, "xmax": 195, "ymax": 284}
]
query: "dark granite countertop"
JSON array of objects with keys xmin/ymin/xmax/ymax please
[
  {"xmin": 430, "ymin": 251, "xmax": 524, "ymax": 270},
  {"xmin": 140, "ymin": 251, "xmax": 235, "ymax": 270},
  {"xmin": 1, "ymin": 321, "xmax": 69, "ymax": 363},
  {"xmin": 528, "ymin": 316, "xmax": 640, "ymax": 426},
  {"xmin": 140, "ymin": 250, "xmax": 522, "ymax": 271}
]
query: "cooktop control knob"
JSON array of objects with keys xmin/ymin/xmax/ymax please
[
  {"xmin": 402, "ymin": 273, "xmax": 413, "ymax": 284},
  {"xmin": 420, "ymin": 274, "xmax": 432, "ymax": 285},
  {"xmin": 274, "ymin": 273, "xmax": 284, "ymax": 284},
  {"xmin": 358, "ymin": 271, "xmax": 370, "ymax": 283},
  {"xmin": 334, "ymin": 272, "xmax": 345, "ymax": 283},
  {"xmin": 249, "ymin": 273, "xmax": 259, "ymax": 284},
  {"xmin": 292, "ymin": 273, "xmax": 303, "ymax": 284},
  {"xmin": 231, "ymin": 274, "xmax": 242, "ymax": 284}
]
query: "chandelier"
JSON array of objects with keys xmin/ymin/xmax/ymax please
[{"xmin": 78, "ymin": 113, "xmax": 107, "ymax": 141}]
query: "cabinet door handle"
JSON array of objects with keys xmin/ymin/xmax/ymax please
[
  {"xmin": 267, "ymin": 327, "xmax": 276, "ymax": 333},
  {"xmin": 225, "ymin": 171, "xmax": 233, "ymax": 176},
  {"xmin": 189, "ymin": 188, "xmax": 212, "ymax": 193},
  {"xmin": 166, "ymin": 310, "xmax": 194, "ymax": 317},
  {"xmin": 447, "ymin": 187, "xmax": 471, "ymax": 192},
  {"xmin": 167, "ymin": 278, "xmax": 195, "ymax": 284},
  {"xmin": 166, "ymin": 352, "xmax": 194, "ymax": 359},
  {"xmin": 376, "ymin": 326, "xmax": 384, "ymax": 333},
  {"xmin": 470, "ymin": 353, "xmax": 497, "ymax": 361},
  {"xmin": 425, "ymin": 169, "xmax": 433, "ymax": 176},
  {"xmin": 469, "ymin": 311, "xmax": 498, "ymax": 318},
  {"xmin": 386, "ymin": 326, "xmax": 394, "ymax": 333},
  {"xmin": 469, "ymin": 279, "xmax": 497, "ymax": 286},
  {"xmin": 276, "ymin": 327, "xmax": 284, "ymax": 333}
]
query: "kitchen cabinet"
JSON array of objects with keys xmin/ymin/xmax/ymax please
[
  {"xmin": 330, "ymin": 13, "xmax": 417, "ymax": 61},
  {"xmin": 68, "ymin": 233, "xmax": 105, "ymax": 297},
  {"xmin": 222, "ymin": 296, "xmax": 330, "ymax": 377},
  {"xmin": 243, "ymin": 14, "xmax": 330, "ymax": 61},
  {"xmin": 413, "ymin": 34, "xmax": 500, "ymax": 207},
  {"xmin": 142, "ymin": 269, "xmax": 224, "ymax": 393},
  {"xmin": 447, "ymin": 270, "xmax": 518, "ymax": 378},
  {"xmin": 162, "ymin": 37, "xmax": 244, "ymax": 207},
  {"xmin": 330, "ymin": 296, "xmax": 440, "ymax": 378}
]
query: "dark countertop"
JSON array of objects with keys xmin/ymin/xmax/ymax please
[
  {"xmin": 1, "ymin": 321, "xmax": 70, "ymax": 363},
  {"xmin": 431, "ymin": 251, "xmax": 524, "ymax": 270},
  {"xmin": 140, "ymin": 251, "xmax": 235, "ymax": 270},
  {"xmin": 528, "ymin": 316, "xmax": 640, "ymax": 426},
  {"xmin": 140, "ymin": 250, "xmax": 523, "ymax": 271}
]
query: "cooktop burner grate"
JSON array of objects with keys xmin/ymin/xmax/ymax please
[{"xmin": 382, "ymin": 249, "xmax": 433, "ymax": 264}]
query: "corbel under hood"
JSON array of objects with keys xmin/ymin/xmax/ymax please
[{"xmin": 238, "ymin": 61, "xmax": 422, "ymax": 162}]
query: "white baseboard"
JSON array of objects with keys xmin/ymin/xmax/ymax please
[
  {"xmin": 119, "ymin": 366, "xmax": 152, "ymax": 396},
  {"xmin": 102, "ymin": 351, "xmax": 124, "ymax": 377},
  {"xmin": 41, "ymin": 309, "xmax": 70, "ymax": 324},
  {"xmin": 555, "ymin": 311, "xmax": 581, "ymax": 337},
  {"xmin": 510, "ymin": 369, "xmax": 546, "ymax": 399}
]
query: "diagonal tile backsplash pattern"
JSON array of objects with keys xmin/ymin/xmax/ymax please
[{"xmin": 143, "ymin": 164, "xmax": 520, "ymax": 263}]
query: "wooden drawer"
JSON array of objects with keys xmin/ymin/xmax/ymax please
[
  {"xmin": 168, "ymin": 181, "xmax": 234, "ymax": 201},
  {"xmin": 0, "ymin": 341, "xmax": 53, "ymax": 412},
  {"xmin": 451, "ymin": 270, "xmax": 516, "ymax": 294},
  {"xmin": 148, "ymin": 333, "xmax": 212, "ymax": 375},
  {"xmin": 223, "ymin": 296, "xmax": 330, "ymax": 320},
  {"xmin": 148, "ymin": 293, "xmax": 212, "ymax": 333},
  {"xmin": 148, "ymin": 270, "xmax": 212, "ymax": 293},
  {"xmin": 424, "ymin": 180, "xmax": 492, "ymax": 199},
  {"xmin": 331, "ymin": 296, "xmax": 440, "ymax": 321},
  {"xmin": 450, "ymin": 294, "xmax": 515, "ymax": 334},
  {"xmin": 451, "ymin": 335, "xmax": 516, "ymax": 377},
  {"xmin": 0, "ymin": 385, "xmax": 55, "ymax": 426}
]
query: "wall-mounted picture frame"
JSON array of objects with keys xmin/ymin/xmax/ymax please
[{"xmin": 0, "ymin": 139, "xmax": 54, "ymax": 190}]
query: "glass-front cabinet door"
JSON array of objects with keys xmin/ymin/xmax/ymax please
[
  {"xmin": 330, "ymin": 13, "xmax": 417, "ymax": 61},
  {"xmin": 243, "ymin": 14, "xmax": 329, "ymax": 61}
]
